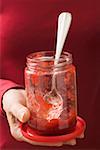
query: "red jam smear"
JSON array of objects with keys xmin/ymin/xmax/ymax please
[{"xmin": 25, "ymin": 61, "xmax": 77, "ymax": 135}]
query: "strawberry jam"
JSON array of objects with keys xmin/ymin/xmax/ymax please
[{"xmin": 25, "ymin": 51, "xmax": 77, "ymax": 135}]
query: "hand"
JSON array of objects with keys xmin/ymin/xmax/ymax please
[{"xmin": 2, "ymin": 89, "xmax": 84, "ymax": 146}]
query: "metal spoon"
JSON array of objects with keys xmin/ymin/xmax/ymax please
[{"xmin": 44, "ymin": 12, "xmax": 72, "ymax": 120}]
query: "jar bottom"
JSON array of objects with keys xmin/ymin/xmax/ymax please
[{"xmin": 27, "ymin": 117, "xmax": 77, "ymax": 136}]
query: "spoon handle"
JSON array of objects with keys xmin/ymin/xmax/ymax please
[{"xmin": 55, "ymin": 12, "xmax": 72, "ymax": 65}]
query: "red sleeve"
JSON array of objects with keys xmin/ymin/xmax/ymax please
[{"xmin": 0, "ymin": 79, "xmax": 24, "ymax": 113}]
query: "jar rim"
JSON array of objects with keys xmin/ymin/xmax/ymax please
[{"xmin": 26, "ymin": 50, "xmax": 72, "ymax": 69}]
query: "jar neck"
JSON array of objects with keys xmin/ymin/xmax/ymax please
[{"xmin": 26, "ymin": 51, "xmax": 72, "ymax": 72}]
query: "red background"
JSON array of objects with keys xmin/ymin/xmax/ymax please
[{"xmin": 0, "ymin": 0, "xmax": 100, "ymax": 149}]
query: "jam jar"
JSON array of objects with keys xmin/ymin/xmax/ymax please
[{"xmin": 25, "ymin": 51, "xmax": 77, "ymax": 135}]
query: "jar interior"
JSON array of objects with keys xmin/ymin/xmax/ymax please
[{"xmin": 25, "ymin": 51, "xmax": 77, "ymax": 135}]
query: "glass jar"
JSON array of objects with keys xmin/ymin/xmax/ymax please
[{"xmin": 25, "ymin": 51, "xmax": 77, "ymax": 136}]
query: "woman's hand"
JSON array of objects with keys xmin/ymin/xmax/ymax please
[
  {"xmin": 2, "ymin": 89, "xmax": 83, "ymax": 146},
  {"xmin": 2, "ymin": 89, "xmax": 30, "ymax": 140}
]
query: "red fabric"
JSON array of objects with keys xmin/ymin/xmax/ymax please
[
  {"xmin": 0, "ymin": 79, "xmax": 24, "ymax": 113},
  {"xmin": 0, "ymin": 0, "xmax": 100, "ymax": 149}
]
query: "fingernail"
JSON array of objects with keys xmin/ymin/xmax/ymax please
[{"xmin": 20, "ymin": 109, "xmax": 30, "ymax": 122}]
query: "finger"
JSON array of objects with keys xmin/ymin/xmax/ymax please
[
  {"xmin": 6, "ymin": 112, "xmax": 15, "ymax": 128},
  {"xmin": 77, "ymin": 132, "xmax": 84, "ymax": 138},
  {"xmin": 10, "ymin": 103, "xmax": 30, "ymax": 123},
  {"xmin": 6, "ymin": 112, "xmax": 23, "ymax": 141},
  {"xmin": 64, "ymin": 139, "xmax": 76, "ymax": 145}
]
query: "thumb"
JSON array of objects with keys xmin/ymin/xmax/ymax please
[{"xmin": 11, "ymin": 103, "xmax": 30, "ymax": 123}]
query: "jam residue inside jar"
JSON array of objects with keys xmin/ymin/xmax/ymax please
[{"xmin": 25, "ymin": 51, "xmax": 77, "ymax": 135}]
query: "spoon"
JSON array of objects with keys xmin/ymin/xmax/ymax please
[{"xmin": 44, "ymin": 12, "xmax": 72, "ymax": 120}]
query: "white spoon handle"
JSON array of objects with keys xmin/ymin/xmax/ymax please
[{"xmin": 55, "ymin": 12, "xmax": 72, "ymax": 65}]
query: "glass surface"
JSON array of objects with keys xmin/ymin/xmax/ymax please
[{"xmin": 25, "ymin": 51, "xmax": 77, "ymax": 135}]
